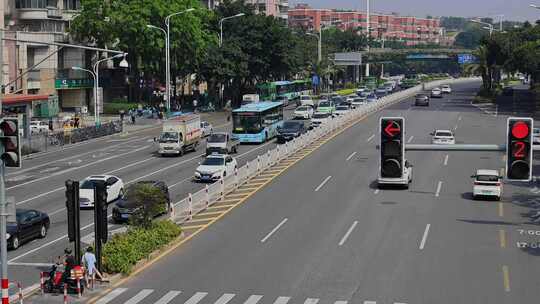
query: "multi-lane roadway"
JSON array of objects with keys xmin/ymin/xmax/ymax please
[{"xmin": 90, "ymin": 81, "xmax": 540, "ymax": 304}]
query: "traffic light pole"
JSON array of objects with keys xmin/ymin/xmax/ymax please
[{"xmin": 0, "ymin": 162, "xmax": 8, "ymax": 304}]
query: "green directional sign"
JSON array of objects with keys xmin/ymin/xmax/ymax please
[{"xmin": 55, "ymin": 78, "xmax": 94, "ymax": 89}]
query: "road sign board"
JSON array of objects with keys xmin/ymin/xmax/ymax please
[{"xmin": 458, "ymin": 54, "xmax": 477, "ymax": 64}]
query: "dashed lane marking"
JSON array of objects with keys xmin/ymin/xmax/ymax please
[
  {"xmin": 499, "ymin": 229, "xmax": 507, "ymax": 248},
  {"xmin": 502, "ymin": 265, "xmax": 511, "ymax": 292}
]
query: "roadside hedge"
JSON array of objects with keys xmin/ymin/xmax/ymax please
[
  {"xmin": 103, "ymin": 102, "xmax": 136, "ymax": 115},
  {"xmin": 102, "ymin": 220, "xmax": 182, "ymax": 274},
  {"xmin": 336, "ymin": 88, "xmax": 356, "ymax": 96}
]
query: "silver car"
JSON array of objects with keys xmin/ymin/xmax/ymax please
[{"xmin": 415, "ymin": 94, "xmax": 430, "ymax": 106}]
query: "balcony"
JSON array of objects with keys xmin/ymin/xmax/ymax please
[{"xmin": 47, "ymin": 7, "xmax": 62, "ymax": 19}]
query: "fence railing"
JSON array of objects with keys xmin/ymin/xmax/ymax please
[
  {"xmin": 22, "ymin": 120, "xmax": 123, "ymax": 155},
  {"xmin": 171, "ymin": 78, "xmax": 478, "ymax": 224}
]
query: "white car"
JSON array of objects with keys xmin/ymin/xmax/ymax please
[
  {"xmin": 310, "ymin": 112, "xmax": 332, "ymax": 128},
  {"xmin": 472, "ymin": 169, "xmax": 502, "ymax": 200},
  {"xmin": 431, "ymin": 87, "xmax": 443, "ymax": 98},
  {"xmin": 293, "ymin": 105, "xmax": 314, "ymax": 119},
  {"xmin": 533, "ymin": 127, "xmax": 540, "ymax": 145},
  {"xmin": 299, "ymin": 95, "xmax": 315, "ymax": 107},
  {"xmin": 431, "ymin": 129, "xmax": 455, "ymax": 144},
  {"xmin": 356, "ymin": 86, "xmax": 368, "ymax": 95},
  {"xmin": 194, "ymin": 154, "xmax": 237, "ymax": 182},
  {"xmin": 30, "ymin": 121, "xmax": 49, "ymax": 134},
  {"xmin": 441, "ymin": 84, "xmax": 452, "ymax": 94},
  {"xmin": 200, "ymin": 121, "xmax": 213, "ymax": 137},
  {"xmin": 378, "ymin": 160, "xmax": 413, "ymax": 189},
  {"xmin": 351, "ymin": 97, "xmax": 366, "ymax": 108},
  {"xmin": 79, "ymin": 175, "xmax": 125, "ymax": 208},
  {"xmin": 335, "ymin": 105, "xmax": 351, "ymax": 116}
]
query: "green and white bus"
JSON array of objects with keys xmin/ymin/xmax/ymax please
[{"xmin": 256, "ymin": 80, "xmax": 311, "ymax": 102}]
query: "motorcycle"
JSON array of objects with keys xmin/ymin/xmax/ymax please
[{"xmin": 43, "ymin": 264, "xmax": 85, "ymax": 294}]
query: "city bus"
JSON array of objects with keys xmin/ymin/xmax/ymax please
[
  {"xmin": 256, "ymin": 80, "xmax": 312, "ymax": 102},
  {"xmin": 232, "ymin": 101, "xmax": 284, "ymax": 143}
]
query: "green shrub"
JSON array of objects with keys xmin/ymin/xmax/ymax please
[
  {"xmin": 336, "ymin": 88, "xmax": 356, "ymax": 96},
  {"xmin": 128, "ymin": 183, "xmax": 169, "ymax": 229},
  {"xmin": 102, "ymin": 220, "xmax": 182, "ymax": 274}
]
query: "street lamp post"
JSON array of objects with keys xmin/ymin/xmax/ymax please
[
  {"xmin": 471, "ymin": 19, "xmax": 494, "ymax": 37},
  {"xmin": 148, "ymin": 8, "xmax": 195, "ymax": 113},
  {"xmin": 366, "ymin": 0, "xmax": 371, "ymax": 77},
  {"xmin": 219, "ymin": 13, "xmax": 245, "ymax": 47},
  {"xmin": 306, "ymin": 32, "xmax": 322, "ymax": 63},
  {"xmin": 74, "ymin": 53, "xmax": 127, "ymax": 126}
]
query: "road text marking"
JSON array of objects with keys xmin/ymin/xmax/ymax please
[
  {"xmin": 261, "ymin": 218, "xmax": 288, "ymax": 243},
  {"xmin": 315, "ymin": 176, "xmax": 332, "ymax": 192},
  {"xmin": 419, "ymin": 224, "xmax": 431, "ymax": 250},
  {"xmin": 338, "ymin": 221, "xmax": 359, "ymax": 246}
]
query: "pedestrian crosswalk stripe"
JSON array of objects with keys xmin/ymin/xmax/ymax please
[
  {"xmin": 243, "ymin": 295, "xmax": 263, "ymax": 304},
  {"xmin": 304, "ymin": 298, "xmax": 319, "ymax": 304},
  {"xmin": 154, "ymin": 291, "xmax": 181, "ymax": 304},
  {"xmin": 363, "ymin": 301, "xmax": 376, "ymax": 304},
  {"xmin": 96, "ymin": 288, "xmax": 128, "ymax": 304},
  {"xmin": 334, "ymin": 301, "xmax": 348, "ymax": 304},
  {"xmin": 272, "ymin": 296, "xmax": 291, "ymax": 304},
  {"xmin": 184, "ymin": 292, "xmax": 208, "ymax": 304},
  {"xmin": 124, "ymin": 289, "xmax": 154, "ymax": 304},
  {"xmin": 214, "ymin": 293, "xmax": 235, "ymax": 304}
]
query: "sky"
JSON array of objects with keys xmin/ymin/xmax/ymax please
[{"xmin": 290, "ymin": 0, "xmax": 539, "ymax": 22}]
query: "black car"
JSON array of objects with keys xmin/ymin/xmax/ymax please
[
  {"xmin": 112, "ymin": 181, "xmax": 171, "ymax": 223},
  {"xmin": 277, "ymin": 121, "xmax": 307, "ymax": 143},
  {"xmin": 7, "ymin": 209, "xmax": 50, "ymax": 250}
]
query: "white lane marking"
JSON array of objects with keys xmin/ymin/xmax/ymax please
[
  {"xmin": 124, "ymin": 289, "xmax": 154, "ymax": 304},
  {"xmin": 95, "ymin": 288, "xmax": 128, "ymax": 304},
  {"xmin": 243, "ymin": 295, "xmax": 263, "ymax": 304},
  {"xmin": 366, "ymin": 134, "xmax": 375, "ymax": 142},
  {"xmin": 374, "ymin": 189, "xmax": 380, "ymax": 194},
  {"xmin": 458, "ymin": 115, "xmax": 462, "ymax": 121},
  {"xmin": 443, "ymin": 154, "xmax": 449, "ymax": 166},
  {"xmin": 338, "ymin": 221, "xmax": 358, "ymax": 246},
  {"xmin": 261, "ymin": 218, "xmax": 288, "ymax": 243},
  {"xmin": 184, "ymin": 292, "xmax": 208, "ymax": 304},
  {"xmin": 214, "ymin": 293, "xmax": 235, "ymax": 304},
  {"xmin": 304, "ymin": 299, "xmax": 319, "ymax": 304},
  {"xmin": 154, "ymin": 291, "xmax": 182, "ymax": 304},
  {"xmin": 419, "ymin": 224, "xmax": 431, "ymax": 250},
  {"xmin": 395, "ymin": 302, "xmax": 407, "ymax": 304},
  {"xmin": 16, "ymin": 187, "xmax": 64, "ymax": 206},
  {"xmin": 346, "ymin": 151, "xmax": 357, "ymax": 161},
  {"xmin": 334, "ymin": 301, "xmax": 348, "ymax": 304},
  {"xmin": 7, "ymin": 145, "xmax": 150, "ymax": 190},
  {"xmin": 363, "ymin": 301, "xmax": 376, "ymax": 304},
  {"xmin": 8, "ymin": 262, "xmax": 53, "ymax": 267},
  {"xmin": 273, "ymin": 297, "xmax": 291, "ymax": 304},
  {"xmin": 315, "ymin": 176, "xmax": 332, "ymax": 192},
  {"xmin": 407, "ymin": 135, "xmax": 414, "ymax": 143},
  {"xmin": 435, "ymin": 181, "xmax": 443, "ymax": 197}
]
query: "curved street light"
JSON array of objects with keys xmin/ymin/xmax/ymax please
[{"xmin": 219, "ymin": 13, "xmax": 246, "ymax": 47}]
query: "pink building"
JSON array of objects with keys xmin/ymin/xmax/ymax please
[{"xmin": 288, "ymin": 4, "xmax": 443, "ymax": 46}]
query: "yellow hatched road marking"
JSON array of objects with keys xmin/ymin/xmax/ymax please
[
  {"xmin": 182, "ymin": 224, "xmax": 206, "ymax": 229},
  {"xmin": 193, "ymin": 210, "xmax": 227, "ymax": 217},
  {"xmin": 207, "ymin": 204, "xmax": 237, "ymax": 210},
  {"xmin": 88, "ymin": 101, "xmax": 376, "ymax": 304},
  {"xmin": 184, "ymin": 218, "xmax": 213, "ymax": 224}
]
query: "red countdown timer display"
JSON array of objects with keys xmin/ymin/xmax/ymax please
[{"xmin": 506, "ymin": 118, "xmax": 533, "ymax": 181}]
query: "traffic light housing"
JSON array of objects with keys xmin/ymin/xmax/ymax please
[
  {"xmin": 379, "ymin": 117, "xmax": 404, "ymax": 178},
  {"xmin": 506, "ymin": 117, "xmax": 533, "ymax": 181},
  {"xmin": 94, "ymin": 181, "xmax": 108, "ymax": 243},
  {"xmin": 0, "ymin": 117, "xmax": 21, "ymax": 168}
]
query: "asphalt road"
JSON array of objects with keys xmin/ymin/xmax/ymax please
[
  {"xmin": 92, "ymin": 81, "xmax": 540, "ymax": 304},
  {"xmin": 5, "ymin": 107, "xmax": 296, "ymax": 290}
]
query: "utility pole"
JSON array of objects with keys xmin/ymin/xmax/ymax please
[
  {"xmin": 0, "ymin": 161, "xmax": 7, "ymax": 304},
  {"xmin": 1, "ymin": 0, "xmax": 4, "ymax": 110},
  {"xmin": 365, "ymin": 0, "xmax": 370, "ymax": 77}
]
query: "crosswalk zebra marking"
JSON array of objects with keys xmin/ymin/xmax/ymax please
[
  {"xmin": 243, "ymin": 295, "xmax": 263, "ymax": 304},
  {"xmin": 304, "ymin": 298, "xmax": 319, "ymax": 304},
  {"xmin": 184, "ymin": 292, "xmax": 208, "ymax": 304},
  {"xmin": 213, "ymin": 293, "xmax": 235, "ymax": 304},
  {"xmin": 154, "ymin": 291, "xmax": 182, "ymax": 304},
  {"xmin": 363, "ymin": 301, "xmax": 376, "ymax": 304},
  {"xmin": 96, "ymin": 288, "xmax": 128, "ymax": 304},
  {"xmin": 272, "ymin": 296, "xmax": 291, "ymax": 304},
  {"xmin": 124, "ymin": 289, "xmax": 154, "ymax": 304},
  {"xmin": 334, "ymin": 301, "xmax": 348, "ymax": 304}
]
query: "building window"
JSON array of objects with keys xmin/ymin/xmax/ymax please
[
  {"xmin": 63, "ymin": 0, "xmax": 80, "ymax": 10},
  {"xmin": 16, "ymin": 0, "xmax": 48, "ymax": 8}
]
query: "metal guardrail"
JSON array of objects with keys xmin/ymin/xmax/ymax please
[{"xmin": 170, "ymin": 77, "xmax": 479, "ymax": 224}]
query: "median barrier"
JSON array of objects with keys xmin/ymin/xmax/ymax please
[{"xmin": 170, "ymin": 78, "xmax": 479, "ymax": 224}]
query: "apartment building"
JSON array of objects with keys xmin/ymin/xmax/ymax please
[
  {"xmin": 202, "ymin": 0, "xmax": 289, "ymax": 19},
  {"xmin": 288, "ymin": 4, "xmax": 443, "ymax": 45}
]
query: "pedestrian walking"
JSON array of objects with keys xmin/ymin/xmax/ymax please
[
  {"xmin": 82, "ymin": 247, "xmax": 103, "ymax": 287},
  {"xmin": 131, "ymin": 112, "xmax": 136, "ymax": 124}
]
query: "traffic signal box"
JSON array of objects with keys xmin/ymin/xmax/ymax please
[
  {"xmin": 506, "ymin": 117, "xmax": 533, "ymax": 181},
  {"xmin": 0, "ymin": 118, "xmax": 21, "ymax": 168},
  {"xmin": 380, "ymin": 117, "xmax": 405, "ymax": 178}
]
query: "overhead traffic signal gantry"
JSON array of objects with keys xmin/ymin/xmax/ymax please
[
  {"xmin": 379, "ymin": 117, "xmax": 405, "ymax": 178},
  {"xmin": 506, "ymin": 117, "xmax": 533, "ymax": 181}
]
